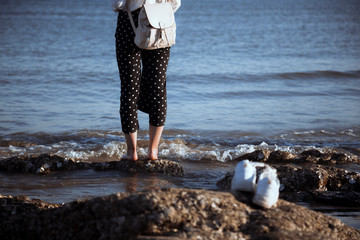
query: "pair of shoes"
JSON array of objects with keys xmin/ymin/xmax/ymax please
[{"xmin": 231, "ymin": 160, "xmax": 280, "ymax": 208}]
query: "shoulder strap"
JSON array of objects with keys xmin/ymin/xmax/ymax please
[
  {"xmin": 127, "ymin": 0, "xmax": 172, "ymax": 33},
  {"xmin": 127, "ymin": 10, "xmax": 137, "ymax": 33}
]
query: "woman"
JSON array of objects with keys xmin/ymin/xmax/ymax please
[{"xmin": 114, "ymin": 0, "xmax": 181, "ymax": 161}]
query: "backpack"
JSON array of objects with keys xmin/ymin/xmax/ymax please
[{"xmin": 127, "ymin": 0, "xmax": 176, "ymax": 50}]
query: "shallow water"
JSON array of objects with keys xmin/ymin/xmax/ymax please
[
  {"xmin": 0, "ymin": 160, "xmax": 235, "ymax": 203},
  {"xmin": 0, "ymin": 0, "xmax": 360, "ymax": 230},
  {"xmin": 297, "ymin": 202, "xmax": 360, "ymax": 230},
  {"xmin": 1, "ymin": 157, "xmax": 359, "ymax": 230}
]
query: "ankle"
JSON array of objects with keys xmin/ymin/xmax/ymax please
[
  {"xmin": 125, "ymin": 151, "xmax": 138, "ymax": 161},
  {"xmin": 127, "ymin": 147, "xmax": 137, "ymax": 154},
  {"xmin": 147, "ymin": 147, "xmax": 158, "ymax": 160}
]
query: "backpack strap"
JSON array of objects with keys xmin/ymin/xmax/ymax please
[
  {"xmin": 127, "ymin": 10, "xmax": 137, "ymax": 33},
  {"xmin": 127, "ymin": 0, "xmax": 173, "ymax": 35}
]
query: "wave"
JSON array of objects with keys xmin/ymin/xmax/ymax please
[
  {"xmin": 173, "ymin": 70, "xmax": 360, "ymax": 83},
  {"xmin": 1, "ymin": 128, "xmax": 359, "ymax": 162},
  {"xmin": 0, "ymin": 138, "xmax": 296, "ymax": 163},
  {"xmin": 272, "ymin": 70, "xmax": 360, "ymax": 80}
]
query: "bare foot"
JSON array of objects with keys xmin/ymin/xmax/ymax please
[
  {"xmin": 147, "ymin": 148, "xmax": 158, "ymax": 161},
  {"xmin": 121, "ymin": 153, "xmax": 138, "ymax": 161}
]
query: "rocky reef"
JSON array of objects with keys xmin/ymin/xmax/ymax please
[
  {"xmin": 0, "ymin": 154, "xmax": 184, "ymax": 176},
  {"xmin": 1, "ymin": 149, "xmax": 360, "ymax": 239},
  {"xmin": 234, "ymin": 148, "xmax": 359, "ymax": 165},
  {"xmin": 217, "ymin": 149, "xmax": 360, "ymax": 206},
  {"xmin": 1, "ymin": 188, "xmax": 359, "ymax": 240}
]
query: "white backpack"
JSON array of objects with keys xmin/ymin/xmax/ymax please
[{"xmin": 128, "ymin": 0, "xmax": 176, "ymax": 50}]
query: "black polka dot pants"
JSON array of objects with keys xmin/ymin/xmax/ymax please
[{"xmin": 115, "ymin": 9, "xmax": 170, "ymax": 134}]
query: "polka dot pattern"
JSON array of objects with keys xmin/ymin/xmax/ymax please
[{"xmin": 115, "ymin": 9, "xmax": 170, "ymax": 134}]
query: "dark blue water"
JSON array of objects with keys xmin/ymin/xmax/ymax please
[
  {"xmin": 1, "ymin": 0, "xmax": 359, "ymax": 136},
  {"xmin": 0, "ymin": 0, "xmax": 360, "ymax": 230}
]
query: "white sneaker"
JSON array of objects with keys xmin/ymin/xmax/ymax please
[
  {"xmin": 252, "ymin": 166, "xmax": 280, "ymax": 208},
  {"xmin": 231, "ymin": 160, "xmax": 257, "ymax": 192}
]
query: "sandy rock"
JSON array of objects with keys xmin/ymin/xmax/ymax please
[
  {"xmin": 243, "ymin": 201, "xmax": 359, "ymax": 240},
  {"xmin": 0, "ymin": 194, "xmax": 60, "ymax": 239},
  {"xmin": 0, "ymin": 188, "xmax": 359, "ymax": 240},
  {"xmin": 0, "ymin": 154, "xmax": 184, "ymax": 176}
]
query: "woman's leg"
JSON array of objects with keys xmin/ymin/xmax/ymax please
[
  {"xmin": 115, "ymin": 10, "xmax": 142, "ymax": 160},
  {"xmin": 141, "ymin": 48, "xmax": 170, "ymax": 160},
  {"xmin": 148, "ymin": 125, "xmax": 164, "ymax": 160},
  {"xmin": 122, "ymin": 131, "xmax": 138, "ymax": 161},
  {"xmin": 141, "ymin": 48, "xmax": 170, "ymax": 127}
]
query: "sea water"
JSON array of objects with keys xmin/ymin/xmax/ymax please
[{"xmin": 0, "ymin": 0, "xmax": 360, "ymax": 229}]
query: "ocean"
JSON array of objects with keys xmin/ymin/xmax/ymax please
[{"xmin": 0, "ymin": 0, "xmax": 360, "ymax": 229}]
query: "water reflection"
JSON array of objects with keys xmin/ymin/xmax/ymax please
[{"xmin": 125, "ymin": 172, "xmax": 162, "ymax": 192}]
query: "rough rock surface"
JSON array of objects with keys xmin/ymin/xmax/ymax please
[
  {"xmin": 219, "ymin": 148, "xmax": 360, "ymax": 206},
  {"xmin": 217, "ymin": 164, "xmax": 360, "ymax": 205},
  {"xmin": 0, "ymin": 154, "xmax": 184, "ymax": 176},
  {"xmin": 234, "ymin": 149, "xmax": 359, "ymax": 165},
  {"xmin": 217, "ymin": 165, "xmax": 360, "ymax": 191},
  {"xmin": 1, "ymin": 188, "xmax": 359, "ymax": 240}
]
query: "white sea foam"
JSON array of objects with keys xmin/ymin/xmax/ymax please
[
  {"xmin": 136, "ymin": 141, "xmax": 265, "ymax": 162},
  {"xmin": 1, "ymin": 129, "xmax": 358, "ymax": 162},
  {"xmin": 234, "ymin": 144, "xmax": 256, "ymax": 155},
  {"xmin": 9, "ymin": 145, "xmax": 24, "ymax": 152},
  {"xmin": 274, "ymin": 145, "xmax": 295, "ymax": 153},
  {"xmin": 1, "ymin": 140, "xmax": 292, "ymax": 162},
  {"xmin": 342, "ymin": 129, "xmax": 356, "ymax": 137},
  {"xmin": 56, "ymin": 149, "xmax": 94, "ymax": 160},
  {"xmin": 101, "ymin": 142, "xmax": 125, "ymax": 158}
]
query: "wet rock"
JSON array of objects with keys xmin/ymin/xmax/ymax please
[
  {"xmin": 0, "ymin": 154, "xmax": 184, "ymax": 176},
  {"xmin": 234, "ymin": 150, "xmax": 271, "ymax": 162},
  {"xmin": 0, "ymin": 188, "xmax": 359, "ymax": 240},
  {"xmin": 313, "ymin": 191, "xmax": 360, "ymax": 207},
  {"xmin": 91, "ymin": 159, "xmax": 184, "ymax": 176},
  {"xmin": 234, "ymin": 149, "xmax": 359, "ymax": 165},
  {"xmin": 299, "ymin": 149, "xmax": 359, "ymax": 164},
  {"xmin": 218, "ymin": 165, "xmax": 360, "ymax": 192},
  {"xmin": 279, "ymin": 191, "xmax": 315, "ymax": 203},
  {"xmin": 0, "ymin": 154, "xmax": 90, "ymax": 174},
  {"xmin": 217, "ymin": 164, "xmax": 360, "ymax": 206},
  {"xmin": 267, "ymin": 151, "xmax": 296, "ymax": 163},
  {"xmin": 216, "ymin": 171, "xmax": 234, "ymax": 190},
  {"xmin": 275, "ymin": 165, "xmax": 330, "ymax": 192},
  {"xmin": 324, "ymin": 167, "xmax": 360, "ymax": 192}
]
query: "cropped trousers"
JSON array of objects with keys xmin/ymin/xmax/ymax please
[{"xmin": 115, "ymin": 9, "xmax": 170, "ymax": 134}]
